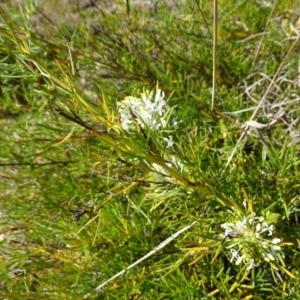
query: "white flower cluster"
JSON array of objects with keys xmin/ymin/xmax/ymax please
[
  {"xmin": 221, "ymin": 214, "xmax": 283, "ymax": 270},
  {"xmin": 117, "ymin": 89, "xmax": 176, "ymax": 148}
]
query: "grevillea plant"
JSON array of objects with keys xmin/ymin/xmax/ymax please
[{"xmin": 0, "ymin": 4, "xmax": 299, "ymax": 299}]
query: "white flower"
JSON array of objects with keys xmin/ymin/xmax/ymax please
[
  {"xmin": 163, "ymin": 136, "xmax": 174, "ymax": 148},
  {"xmin": 118, "ymin": 88, "xmax": 179, "ymax": 151},
  {"xmin": 118, "ymin": 89, "xmax": 170, "ymax": 132},
  {"xmin": 256, "ymin": 223, "xmax": 261, "ymax": 233},
  {"xmin": 272, "ymin": 238, "xmax": 281, "ymax": 244},
  {"xmin": 222, "ymin": 209, "xmax": 284, "ymax": 270},
  {"xmin": 236, "ymin": 255, "xmax": 243, "ymax": 265},
  {"xmin": 246, "ymin": 258, "xmax": 258, "ymax": 270},
  {"xmin": 230, "ymin": 248, "xmax": 241, "ymax": 263}
]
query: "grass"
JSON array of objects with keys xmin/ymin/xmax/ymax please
[{"xmin": 1, "ymin": 0, "xmax": 300, "ymax": 299}]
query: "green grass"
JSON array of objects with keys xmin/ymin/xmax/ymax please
[{"xmin": 1, "ymin": 0, "xmax": 300, "ymax": 299}]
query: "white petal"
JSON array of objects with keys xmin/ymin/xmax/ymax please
[{"xmin": 272, "ymin": 238, "xmax": 281, "ymax": 244}]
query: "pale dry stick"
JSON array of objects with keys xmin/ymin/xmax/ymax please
[
  {"xmin": 251, "ymin": 0, "xmax": 277, "ymax": 69},
  {"xmin": 94, "ymin": 221, "xmax": 197, "ymax": 292},
  {"xmin": 223, "ymin": 35, "xmax": 300, "ymax": 172},
  {"xmin": 237, "ymin": 32, "xmax": 269, "ymax": 43},
  {"xmin": 240, "ymin": 75, "xmax": 268, "ymax": 105},
  {"xmin": 244, "ymin": 73, "xmax": 282, "ymax": 104},
  {"xmin": 211, "ymin": 0, "xmax": 218, "ymax": 111},
  {"xmin": 244, "ymin": 83, "xmax": 261, "ymax": 104},
  {"xmin": 223, "ymin": 98, "xmax": 300, "ymax": 115},
  {"xmin": 258, "ymin": 72, "xmax": 283, "ymax": 91},
  {"xmin": 194, "ymin": 0, "xmax": 212, "ymax": 39}
]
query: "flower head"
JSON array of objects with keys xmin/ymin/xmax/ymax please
[
  {"xmin": 118, "ymin": 89, "xmax": 170, "ymax": 132},
  {"xmin": 117, "ymin": 88, "xmax": 178, "ymax": 150},
  {"xmin": 221, "ymin": 205, "xmax": 285, "ymax": 271}
]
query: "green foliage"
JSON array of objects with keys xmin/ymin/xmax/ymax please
[{"xmin": 1, "ymin": 0, "xmax": 300, "ymax": 299}]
